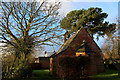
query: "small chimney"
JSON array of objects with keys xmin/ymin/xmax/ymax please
[
  {"xmin": 53, "ymin": 50, "xmax": 56, "ymax": 53},
  {"xmin": 64, "ymin": 31, "xmax": 70, "ymax": 43},
  {"xmin": 64, "ymin": 34, "xmax": 67, "ymax": 43},
  {"xmin": 44, "ymin": 51, "xmax": 47, "ymax": 57}
]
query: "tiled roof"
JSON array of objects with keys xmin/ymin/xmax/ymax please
[
  {"xmin": 51, "ymin": 28, "xmax": 101, "ymax": 58},
  {"xmin": 46, "ymin": 52, "xmax": 55, "ymax": 57},
  {"xmin": 56, "ymin": 29, "xmax": 81, "ymax": 54},
  {"xmin": 50, "ymin": 29, "xmax": 82, "ymax": 58}
]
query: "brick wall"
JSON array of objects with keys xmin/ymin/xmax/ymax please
[
  {"xmin": 39, "ymin": 57, "xmax": 50, "ymax": 69},
  {"xmin": 31, "ymin": 57, "xmax": 50, "ymax": 69},
  {"xmin": 51, "ymin": 28, "xmax": 105, "ymax": 75}
]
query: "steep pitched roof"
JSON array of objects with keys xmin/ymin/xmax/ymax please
[
  {"xmin": 56, "ymin": 29, "xmax": 80, "ymax": 54},
  {"xmin": 51, "ymin": 28, "xmax": 101, "ymax": 58}
]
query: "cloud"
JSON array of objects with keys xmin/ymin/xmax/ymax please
[
  {"xmin": 59, "ymin": 2, "xmax": 74, "ymax": 16},
  {"xmin": 64, "ymin": 0, "xmax": 119, "ymax": 2},
  {"xmin": 46, "ymin": 0, "xmax": 119, "ymax": 2},
  {"xmin": 44, "ymin": 0, "xmax": 74, "ymax": 16}
]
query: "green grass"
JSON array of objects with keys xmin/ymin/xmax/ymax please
[
  {"xmin": 21, "ymin": 69, "xmax": 58, "ymax": 80},
  {"xmin": 6, "ymin": 69, "xmax": 58, "ymax": 80},
  {"xmin": 31, "ymin": 69, "xmax": 57, "ymax": 80},
  {"xmin": 29, "ymin": 69, "xmax": 120, "ymax": 80},
  {"xmin": 90, "ymin": 69, "xmax": 120, "ymax": 80},
  {"xmin": 6, "ymin": 69, "xmax": 120, "ymax": 80}
]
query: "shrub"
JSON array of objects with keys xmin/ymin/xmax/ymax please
[
  {"xmin": 2, "ymin": 54, "xmax": 33, "ymax": 79},
  {"xmin": 53, "ymin": 56, "xmax": 90, "ymax": 80},
  {"xmin": 18, "ymin": 64, "xmax": 33, "ymax": 78}
]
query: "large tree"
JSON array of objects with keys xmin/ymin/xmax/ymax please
[
  {"xmin": 102, "ymin": 34, "xmax": 118, "ymax": 59},
  {"xmin": 0, "ymin": 1, "xmax": 62, "ymax": 78},
  {"xmin": 0, "ymin": 1, "xmax": 62, "ymax": 57},
  {"xmin": 101, "ymin": 28, "xmax": 120, "ymax": 76},
  {"xmin": 60, "ymin": 7, "xmax": 116, "ymax": 39}
]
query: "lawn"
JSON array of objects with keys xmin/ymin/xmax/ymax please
[
  {"xmin": 28, "ymin": 69, "xmax": 120, "ymax": 80},
  {"xmin": 7, "ymin": 69, "xmax": 120, "ymax": 80},
  {"xmin": 18, "ymin": 69, "xmax": 58, "ymax": 80},
  {"xmin": 6, "ymin": 69, "xmax": 57, "ymax": 80},
  {"xmin": 30, "ymin": 69, "xmax": 58, "ymax": 80},
  {"xmin": 90, "ymin": 69, "xmax": 120, "ymax": 80}
]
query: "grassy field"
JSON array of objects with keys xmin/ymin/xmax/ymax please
[
  {"xmin": 29, "ymin": 69, "xmax": 120, "ymax": 80},
  {"xmin": 90, "ymin": 69, "xmax": 120, "ymax": 80},
  {"xmin": 7, "ymin": 69, "xmax": 120, "ymax": 80},
  {"xmin": 17, "ymin": 69, "xmax": 58, "ymax": 80},
  {"xmin": 6, "ymin": 69, "xmax": 57, "ymax": 80},
  {"xmin": 30, "ymin": 69, "xmax": 58, "ymax": 80}
]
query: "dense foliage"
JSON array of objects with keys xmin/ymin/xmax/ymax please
[
  {"xmin": 101, "ymin": 28, "xmax": 120, "ymax": 77},
  {"xmin": 2, "ymin": 53, "xmax": 33, "ymax": 79},
  {"xmin": 60, "ymin": 7, "xmax": 116, "ymax": 39},
  {"xmin": 53, "ymin": 56, "xmax": 90, "ymax": 80}
]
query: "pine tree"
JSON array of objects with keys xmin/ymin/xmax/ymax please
[{"xmin": 60, "ymin": 7, "xmax": 116, "ymax": 39}]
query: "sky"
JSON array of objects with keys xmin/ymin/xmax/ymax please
[
  {"xmin": 60, "ymin": 2, "xmax": 118, "ymax": 23},
  {"xmin": 40, "ymin": 1, "xmax": 119, "ymax": 56},
  {"xmin": 0, "ymin": 0, "xmax": 119, "ymax": 57},
  {"xmin": 1, "ymin": 0, "xmax": 120, "ymax": 2}
]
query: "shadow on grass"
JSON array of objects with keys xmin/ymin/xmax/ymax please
[
  {"xmin": 23, "ymin": 69, "xmax": 58, "ymax": 80},
  {"xmin": 2, "ymin": 69, "xmax": 120, "ymax": 80},
  {"xmin": 2, "ymin": 69, "xmax": 58, "ymax": 80},
  {"xmin": 89, "ymin": 69, "xmax": 120, "ymax": 80}
]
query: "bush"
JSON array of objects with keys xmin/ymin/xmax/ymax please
[
  {"xmin": 104, "ymin": 59, "xmax": 118, "ymax": 70},
  {"xmin": 2, "ymin": 54, "xmax": 33, "ymax": 79},
  {"xmin": 18, "ymin": 64, "xmax": 33, "ymax": 78},
  {"xmin": 53, "ymin": 56, "xmax": 90, "ymax": 80}
]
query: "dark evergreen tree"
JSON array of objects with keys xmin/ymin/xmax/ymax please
[{"xmin": 60, "ymin": 7, "xmax": 116, "ymax": 39}]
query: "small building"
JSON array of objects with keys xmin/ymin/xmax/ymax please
[
  {"xmin": 50, "ymin": 28, "xmax": 105, "ymax": 75},
  {"xmin": 32, "ymin": 51, "xmax": 55, "ymax": 69}
]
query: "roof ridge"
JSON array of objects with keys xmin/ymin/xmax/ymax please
[
  {"xmin": 50, "ymin": 27, "xmax": 101, "ymax": 58},
  {"xmin": 56, "ymin": 28, "xmax": 82, "ymax": 54}
]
